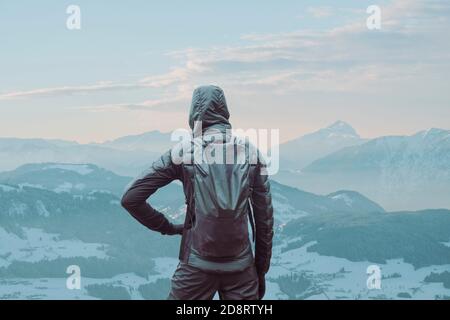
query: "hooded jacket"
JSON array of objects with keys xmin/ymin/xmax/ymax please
[{"xmin": 121, "ymin": 85, "xmax": 274, "ymax": 274}]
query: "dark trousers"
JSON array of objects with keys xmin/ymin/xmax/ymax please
[{"xmin": 168, "ymin": 263, "xmax": 259, "ymax": 300}]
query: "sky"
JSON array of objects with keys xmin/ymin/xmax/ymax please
[{"xmin": 0, "ymin": 0, "xmax": 449, "ymax": 144}]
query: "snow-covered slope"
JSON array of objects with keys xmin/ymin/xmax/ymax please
[
  {"xmin": 268, "ymin": 243, "xmax": 450, "ymax": 300},
  {"xmin": 270, "ymin": 180, "xmax": 385, "ymax": 226},
  {"xmin": 327, "ymin": 190, "xmax": 385, "ymax": 213},
  {"xmin": 0, "ymin": 227, "xmax": 108, "ymax": 268},
  {"xmin": 0, "ymin": 163, "xmax": 131, "ymax": 196}
]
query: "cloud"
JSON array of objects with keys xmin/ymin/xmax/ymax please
[
  {"xmin": 2, "ymin": 0, "xmax": 449, "ymax": 111},
  {"xmin": 306, "ymin": 6, "xmax": 333, "ymax": 18},
  {"xmin": 139, "ymin": 61, "xmax": 209, "ymax": 87},
  {"xmin": 73, "ymin": 84, "xmax": 193, "ymax": 113},
  {"xmin": 374, "ymin": 0, "xmax": 450, "ymax": 33},
  {"xmin": 126, "ymin": 90, "xmax": 192, "ymax": 112},
  {"xmin": 0, "ymin": 60, "xmax": 204, "ymax": 102},
  {"xmin": 0, "ymin": 68, "xmax": 195, "ymax": 101},
  {"xmin": 0, "ymin": 82, "xmax": 145, "ymax": 100},
  {"xmin": 175, "ymin": 0, "xmax": 449, "ymax": 91}
]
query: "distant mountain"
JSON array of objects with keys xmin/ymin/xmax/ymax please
[
  {"xmin": 278, "ymin": 121, "xmax": 366, "ymax": 169},
  {"xmin": 327, "ymin": 190, "xmax": 385, "ymax": 214},
  {"xmin": 0, "ymin": 171, "xmax": 385, "ymax": 257},
  {"xmin": 0, "ymin": 163, "xmax": 130, "ymax": 196},
  {"xmin": 270, "ymin": 180, "xmax": 384, "ymax": 225},
  {"xmin": 96, "ymin": 130, "xmax": 174, "ymax": 153},
  {"xmin": 0, "ymin": 162, "xmax": 185, "ymax": 213},
  {"xmin": 276, "ymin": 128, "xmax": 450, "ymax": 211},
  {"xmin": 0, "ymin": 138, "xmax": 159, "ymax": 176},
  {"xmin": 281, "ymin": 208, "xmax": 450, "ymax": 269},
  {"xmin": 0, "ymin": 184, "xmax": 182, "ymax": 279},
  {"xmin": 0, "ymin": 160, "xmax": 385, "ymax": 226}
]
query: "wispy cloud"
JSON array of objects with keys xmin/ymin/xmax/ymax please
[
  {"xmin": 0, "ymin": 82, "xmax": 144, "ymax": 100},
  {"xmin": 2, "ymin": 0, "xmax": 449, "ymax": 113},
  {"xmin": 306, "ymin": 6, "xmax": 333, "ymax": 18},
  {"xmin": 73, "ymin": 85, "xmax": 192, "ymax": 113}
]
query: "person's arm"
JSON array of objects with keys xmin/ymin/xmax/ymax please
[
  {"xmin": 121, "ymin": 150, "xmax": 183, "ymax": 235},
  {"xmin": 251, "ymin": 159, "xmax": 274, "ymax": 276}
]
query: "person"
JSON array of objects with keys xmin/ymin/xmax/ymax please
[{"xmin": 121, "ymin": 85, "xmax": 274, "ymax": 300}]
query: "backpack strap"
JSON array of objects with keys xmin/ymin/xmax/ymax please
[
  {"xmin": 248, "ymin": 195, "xmax": 256, "ymax": 243},
  {"xmin": 247, "ymin": 146, "xmax": 256, "ymax": 243}
]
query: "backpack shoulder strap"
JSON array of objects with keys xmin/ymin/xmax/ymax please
[{"xmin": 247, "ymin": 140, "xmax": 257, "ymax": 243}]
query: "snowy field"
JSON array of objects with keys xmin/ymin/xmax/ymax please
[
  {"xmin": 0, "ymin": 227, "xmax": 108, "ymax": 268},
  {"xmin": 268, "ymin": 242, "xmax": 450, "ymax": 300},
  {"xmin": 0, "ymin": 257, "xmax": 178, "ymax": 300},
  {"xmin": 1, "ymin": 231, "xmax": 449, "ymax": 300}
]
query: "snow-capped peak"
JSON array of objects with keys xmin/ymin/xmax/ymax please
[
  {"xmin": 326, "ymin": 121, "xmax": 358, "ymax": 134},
  {"xmin": 317, "ymin": 121, "xmax": 360, "ymax": 139},
  {"xmin": 416, "ymin": 128, "xmax": 449, "ymax": 139}
]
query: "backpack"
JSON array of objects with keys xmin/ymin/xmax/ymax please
[{"xmin": 188, "ymin": 136, "xmax": 255, "ymax": 260}]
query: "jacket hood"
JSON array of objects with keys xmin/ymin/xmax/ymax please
[{"xmin": 189, "ymin": 85, "xmax": 231, "ymax": 133}]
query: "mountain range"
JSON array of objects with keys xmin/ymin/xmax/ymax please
[
  {"xmin": 0, "ymin": 163, "xmax": 383, "ymax": 225},
  {"xmin": 278, "ymin": 121, "xmax": 366, "ymax": 169},
  {"xmin": 0, "ymin": 137, "xmax": 159, "ymax": 177},
  {"xmin": 1, "ymin": 162, "xmax": 449, "ymax": 299},
  {"xmin": 275, "ymin": 127, "xmax": 450, "ymax": 210},
  {"xmin": 93, "ymin": 130, "xmax": 173, "ymax": 153},
  {"xmin": 1, "ymin": 121, "xmax": 449, "ymax": 210}
]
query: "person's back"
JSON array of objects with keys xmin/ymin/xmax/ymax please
[{"xmin": 121, "ymin": 85, "xmax": 274, "ymax": 300}]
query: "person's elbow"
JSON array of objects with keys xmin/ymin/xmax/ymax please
[{"xmin": 121, "ymin": 191, "xmax": 135, "ymax": 212}]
